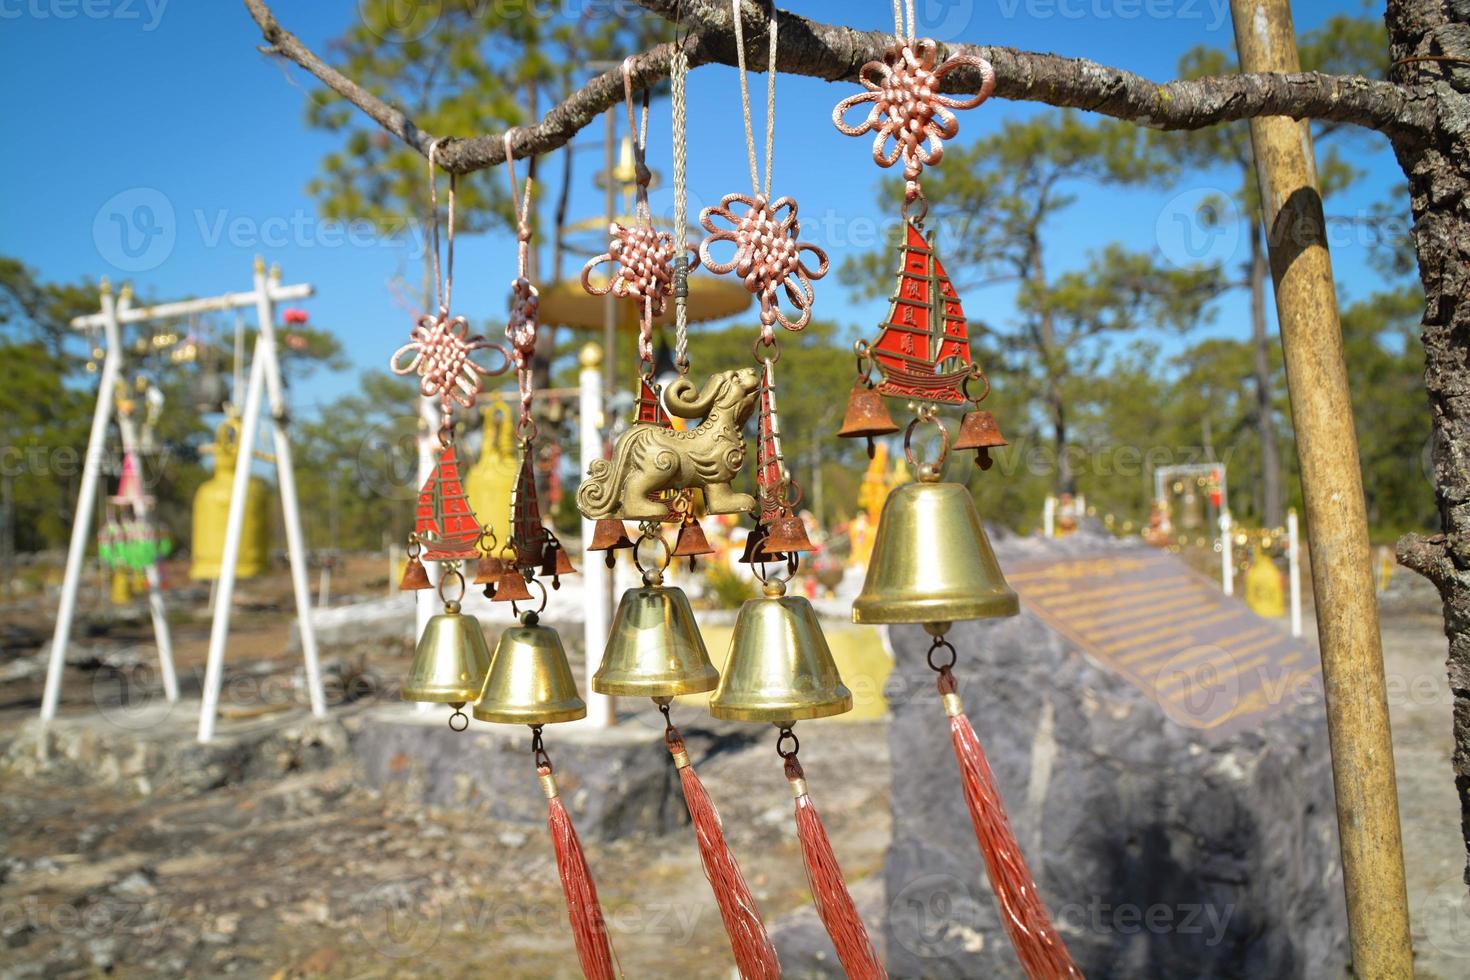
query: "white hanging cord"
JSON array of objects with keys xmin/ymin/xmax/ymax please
[
  {"xmin": 730, "ymin": 0, "xmax": 778, "ymax": 199},
  {"xmin": 671, "ymin": 44, "xmax": 691, "ymax": 376},
  {"xmin": 426, "ymin": 139, "xmax": 458, "ymax": 315},
  {"xmin": 891, "ymin": 0, "xmax": 915, "ymax": 41},
  {"xmin": 622, "ymin": 59, "xmax": 658, "ymax": 370},
  {"xmin": 502, "ymin": 131, "xmax": 538, "ymax": 432}
]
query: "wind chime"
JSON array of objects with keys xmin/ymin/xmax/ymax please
[
  {"xmin": 577, "ymin": 55, "xmax": 780, "ymax": 979},
  {"xmin": 833, "ymin": 6, "xmax": 1078, "ymax": 977},
  {"xmin": 391, "ymin": 139, "xmax": 612, "ymax": 978},
  {"xmin": 695, "ymin": 2, "xmax": 883, "ymax": 975}
]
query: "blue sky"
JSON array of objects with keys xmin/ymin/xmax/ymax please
[{"xmin": 0, "ymin": 0, "xmax": 1406, "ymax": 420}]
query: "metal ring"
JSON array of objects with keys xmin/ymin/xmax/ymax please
[
  {"xmin": 752, "ymin": 335, "xmax": 781, "ymax": 364},
  {"xmin": 853, "ymin": 339, "xmax": 873, "ymax": 381},
  {"xmin": 516, "ymin": 416, "xmax": 539, "ymax": 442},
  {"xmin": 406, "ymin": 535, "xmax": 422, "ymax": 559},
  {"xmin": 775, "ymin": 726, "xmax": 800, "ymax": 760},
  {"xmin": 480, "ymin": 341, "xmax": 513, "ymax": 377},
  {"xmin": 633, "ymin": 529, "xmax": 672, "ymax": 581},
  {"xmin": 904, "ymin": 411, "xmax": 951, "ymax": 471},
  {"xmin": 926, "ymin": 636, "xmax": 958, "ymax": 673},
  {"xmin": 477, "ymin": 527, "xmax": 499, "ymax": 554},
  {"xmin": 961, "ymin": 365, "xmax": 991, "ymax": 405},
  {"xmin": 438, "ymin": 565, "xmax": 467, "ymax": 605},
  {"xmin": 448, "ymin": 708, "xmax": 469, "ymax": 732},
  {"xmin": 511, "ymin": 577, "xmax": 549, "ymax": 617}
]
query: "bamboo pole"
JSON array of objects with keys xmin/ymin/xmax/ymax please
[{"xmin": 1228, "ymin": 1, "xmax": 1413, "ymax": 974}]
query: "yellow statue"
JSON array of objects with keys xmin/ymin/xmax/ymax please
[
  {"xmin": 1245, "ymin": 546, "xmax": 1285, "ymax": 618},
  {"xmin": 190, "ymin": 415, "xmax": 271, "ymax": 580},
  {"xmin": 465, "ymin": 396, "xmax": 519, "ymax": 551}
]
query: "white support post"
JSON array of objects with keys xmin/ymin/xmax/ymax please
[
  {"xmin": 253, "ymin": 264, "xmax": 326, "ymax": 720},
  {"xmin": 198, "ymin": 333, "xmax": 267, "ymax": 742},
  {"xmin": 1043, "ymin": 495, "xmax": 1056, "ymax": 538},
  {"xmin": 413, "ymin": 393, "xmax": 441, "ymax": 715},
  {"xmin": 1288, "ymin": 508, "xmax": 1303, "ymax": 637},
  {"xmin": 111, "ymin": 372, "xmax": 179, "ymax": 704},
  {"xmin": 579, "ymin": 345, "xmax": 614, "ymax": 728},
  {"xmin": 1220, "ymin": 510, "xmax": 1235, "ymax": 596},
  {"xmin": 41, "ymin": 283, "xmax": 122, "ymax": 722}
]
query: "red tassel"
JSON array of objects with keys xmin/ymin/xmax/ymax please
[
  {"xmin": 541, "ymin": 765, "xmax": 619, "ymax": 980},
  {"xmin": 667, "ymin": 731, "xmax": 782, "ymax": 980},
  {"xmin": 939, "ymin": 671, "xmax": 1080, "ymax": 979},
  {"xmin": 786, "ymin": 757, "xmax": 887, "ymax": 980}
]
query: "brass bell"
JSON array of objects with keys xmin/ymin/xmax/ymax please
[
  {"xmin": 709, "ymin": 579, "xmax": 853, "ymax": 724},
  {"xmin": 472, "ymin": 616, "xmax": 587, "ymax": 725},
  {"xmin": 836, "ymin": 379, "xmax": 899, "ymax": 458},
  {"xmin": 593, "ymin": 583, "xmax": 719, "ymax": 697},
  {"xmin": 492, "ymin": 567, "xmax": 535, "ymax": 603},
  {"xmin": 762, "ymin": 511, "xmax": 815, "ymax": 556},
  {"xmin": 587, "ymin": 518, "xmax": 634, "ymax": 569},
  {"xmin": 401, "ymin": 599, "xmax": 494, "ymax": 704},
  {"xmin": 671, "ymin": 517, "xmax": 715, "ymax": 570},
  {"xmin": 852, "ymin": 473, "xmax": 1019, "ymax": 626},
  {"xmin": 953, "ymin": 409, "xmax": 1007, "ymax": 471},
  {"xmin": 399, "ymin": 553, "xmax": 431, "ymax": 591}
]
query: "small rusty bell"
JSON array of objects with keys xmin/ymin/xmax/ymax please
[
  {"xmin": 671, "ymin": 516, "xmax": 715, "ymax": 571},
  {"xmin": 587, "ymin": 518, "xmax": 635, "ymax": 569},
  {"xmin": 540, "ymin": 538, "xmax": 576, "ymax": 589},
  {"xmin": 473, "ymin": 552, "xmax": 506, "ymax": 586},
  {"xmin": 762, "ymin": 511, "xmax": 815, "ymax": 556},
  {"xmin": 737, "ymin": 523, "xmax": 770, "ymax": 564},
  {"xmin": 953, "ymin": 409, "xmax": 1008, "ymax": 470},
  {"xmin": 399, "ymin": 552, "xmax": 431, "ymax": 591},
  {"xmin": 492, "ymin": 567, "xmax": 535, "ymax": 604},
  {"xmin": 836, "ymin": 379, "xmax": 899, "ymax": 458}
]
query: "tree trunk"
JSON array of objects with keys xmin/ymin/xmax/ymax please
[
  {"xmin": 1030, "ymin": 249, "xmax": 1072, "ymax": 493},
  {"xmin": 1388, "ymin": 0, "xmax": 1470, "ymax": 882},
  {"xmin": 1249, "ymin": 225, "xmax": 1284, "ymax": 528}
]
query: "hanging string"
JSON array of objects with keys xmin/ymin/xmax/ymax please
[
  {"xmin": 730, "ymin": 0, "xmax": 778, "ymax": 199},
  {"xmin": 671, "ymin": 43, "xmax": 692, "ymax": 376},
  {"xmin": 502, "ymin": 130, "xmax": 539, "ymax": 436},
  {"xmin": 621, "ymin": 59, "xmax": 657, "ymax": 372},
  {"xmin": 891, "ymin": 0, "xmax": 916, "ymax": 42},
  {"xmin": 426, "ymin": 139, "xmax": 458, "ymax": 316}
]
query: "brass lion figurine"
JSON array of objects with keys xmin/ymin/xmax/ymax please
[{"xmin": 577, "ymin": 367, "xmax": 763, "ymax": 521}]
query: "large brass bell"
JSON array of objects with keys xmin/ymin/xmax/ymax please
[
  {"xmin": 593, "ymin": 580, "xmax": 719, "ymax": 697},
  {"xmin": 852, "ymin": 471, "xmax": 1019, "ymax": 625},
  {"xmin": 953, "ymin": 409, "xmax": 1007, "ymax": 471},
  {"xmin": 836, "ymin": 379, "xmax": 899, "ymax": 458},
  {"xmin": 473, "ymin": 615, "xmax": 587, "ymax": 725},
  {"xmin": 401, "ymin": 599, "xmax": 494, "ymax": 704},
  {"xmin": 709, "ymin": 579, "xmax": 852, "ymax": 724}
]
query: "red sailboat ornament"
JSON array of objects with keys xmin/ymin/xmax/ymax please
[{"xmin": 868, "ymin": 220, "xmax": 974, "ymax": 405}]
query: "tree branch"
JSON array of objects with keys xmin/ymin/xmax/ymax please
[
  {"xmin": 1398, "ymin": 531, "xmax": 1458, "ymax": 594},
  {"xmin": 243, "ymin": 0, "xmax": 1435, "ymax": 175}
]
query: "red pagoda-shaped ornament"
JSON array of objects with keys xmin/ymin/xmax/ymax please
[
  {"xmin": 414, "ymin": 445, "xmax": 483, "ymax": 561},
  {"xmin": 635, "ymin": 376, "xmax": 671, "ymax": 427},
  {"xmin": 510, "ymin": 452, "xmax": 548, "ymax": 567},
  {"xmin": 871, "ymin": 220, "xmax": 973, "ymax": 405}
]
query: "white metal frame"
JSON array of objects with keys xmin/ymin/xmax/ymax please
[{"xmin": 42, "ymin": 260, "xmax": 327, "ymax": 743}]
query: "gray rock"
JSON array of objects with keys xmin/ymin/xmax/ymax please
[
  {"xmin": 882, "ymin": 530, "xmax": 1348, "ymax": 978},
  {"xmin": 351, "ymin": 704, "xmax": 686, "ymax": 840}
]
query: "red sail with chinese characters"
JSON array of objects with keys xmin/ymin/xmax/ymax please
[
  {"xmin": 871, "ymin": 220, "xmax": 972, "ymax": 405},
  {"xmin": 415, "ymin": 445, "xmax": 483, "ymax": 561}
]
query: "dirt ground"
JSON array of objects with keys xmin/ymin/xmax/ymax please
[{"xmin": 0, "ymin": 555, "xmax": 1465, "ymax": 977}]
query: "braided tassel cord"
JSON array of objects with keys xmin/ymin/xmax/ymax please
[
  {"xmin": 786, "ymin": 756, "xmax": 887, "ymax": 980},
  {"xmin": 541, "ymin": 765, "xmax": 619, "ymax": 980},
  {"xmin": 938, "ymin": 670, "xmax": 1080, "ymax": 979},
  {"xmin": 667, "ymin": 729, "xmax": 781, "ymax": 979}
]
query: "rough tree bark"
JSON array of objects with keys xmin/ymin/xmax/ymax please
[
  {"xmin": 1388, "ymin": 0, "xmax": 1470, "ymax": 883},
  {"xmin": 243, "ymin": 0, "xmax": 1470, "ymax": 885}
]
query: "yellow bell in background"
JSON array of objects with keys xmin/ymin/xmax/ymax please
[
  {"xmin": 464, "ymin": 397, "xmax": 519, "ymax": 548},
  {"xmin": 1244, "ymin": 546, "xmax": 1286, "ymax": 618},
  {"xmin": 190, "ymin": 415, "xmax": 272, "ymax": 581},
  {"xmin": 709, "ymin": 579, "xmax": 852, "ymax": 724},
  {"xmin": 402, "ymin": 598, "xmax": 494, "ymax": 704},
  {"xmin": 852, "ymin": 471, "xmax": 1019, "ymax": 626},
  {"xmin": 473, "ymin": 615, "xmax": 587, "ymax": 725}
]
